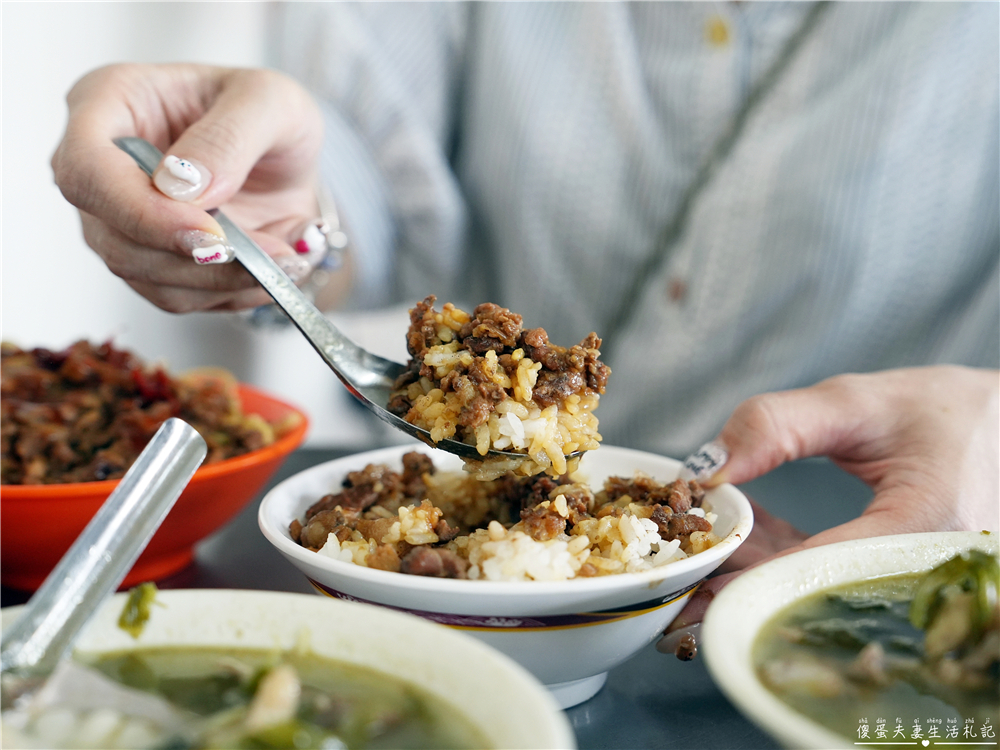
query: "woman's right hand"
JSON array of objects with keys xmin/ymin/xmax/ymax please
[{"xmin": 51, "ymin": 63, "xmax": 327, "ymax": 313}]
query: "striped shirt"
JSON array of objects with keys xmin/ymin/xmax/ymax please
[{"xmin": 275, "ymin": 1, "xmax": 999, "ymax": 456}]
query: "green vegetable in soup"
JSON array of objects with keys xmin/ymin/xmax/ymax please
[
  {"xmin": 909, "ymin": 549, "xmax": 999, "ymax": 645},
  {"xmin": 1, "ymin": 647, "xmax": 487, "ymax": 749},
  {"xmin": 118, "ymin": 582, "xmax": 159, "ymax": 638},
  {"xmin": 88, "ymin": 647, "xmax": 485, "ymax": 750},
  {"xmin": 754, "ymin": 550, "xmax": 1000, "ymax": 742}
]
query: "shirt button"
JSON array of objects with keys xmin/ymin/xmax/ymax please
[
  {"xmin": 667, "ymin": 277, "xmax": 687, "ymax": 302},
  {"xmin": 705, "ymin": 15, "xmax": 731, "ymax": 47}
]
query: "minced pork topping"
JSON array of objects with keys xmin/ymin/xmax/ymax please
[
  {"xmin": 289, "ymin": 452, "xmax": 721, "ymax": 582},
  {"xmin": 387, "ymin": 296, "xmax": 610, "ymax": 477}
]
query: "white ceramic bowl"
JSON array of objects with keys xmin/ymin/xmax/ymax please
[
  {"xmin": 1, "ymin": 589, "xmax": 575, "ymax": 749},
  {"xmin": 702, "ymin": 530, "xmax": 999, "ymax": 750},
  {"xmin": 259, "ymin": 444, "xmax": 754, "ymax": 708}
]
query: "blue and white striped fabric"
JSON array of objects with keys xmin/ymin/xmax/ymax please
[{"xmin": 275, "ymin": 2, "xmax": 998, "ymax": 457}]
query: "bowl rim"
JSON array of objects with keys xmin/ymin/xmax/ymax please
[
  {"xmin": 0, "ymin": 383, "xmax": 309, "ymax": 497},
  {"xmin": 701, "ymin": 530, "xmax": 999, "ymax": 750},
  {"xmin": 258, "ymin": 443, "xmax": 754, "ymax": 597},
  {"xmin": 0, "ymin": 587, "xmax": 577, "ymax": 749}
]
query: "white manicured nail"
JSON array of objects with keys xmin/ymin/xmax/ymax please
[
  {"xmin": 153, "ymin": 155, "xmax": 211, "ymax": 201},
  {"xmin": 679, "ymin": 441, "xmax": 729, "ymax": 481},
  {"xmin": 191, "ymin": 244, "xmax": 235, "ymax": 265},
  {"xmin": 179, "ymin": 230, "xmax": 235, "ymax": 265}
]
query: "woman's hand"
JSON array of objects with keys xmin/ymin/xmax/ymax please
[
  {"xmin": 660, "ymin": 365, "xmax": 999, "ymax": 657},
  {"xmin": 51, "ymin": 63, "xmax": 327, "ymax": 313}
]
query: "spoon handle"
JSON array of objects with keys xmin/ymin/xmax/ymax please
[
  {"xmin": 0, "ymin": 419, "xmax": 206, "ymax": 675},
  {"xmin": 211, "ymin": 209, "xmax": 403, "ymax": 390},
  {"xmin": 112, "ymin": 137, "xmax": 405, "ymax": 394},
  {"xmin": 109, "ymin": 138, "xmax": 547, "ymax": 460}
]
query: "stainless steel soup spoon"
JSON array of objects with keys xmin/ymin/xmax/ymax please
[{"xmin": 114, "ymin": 137, "xmax": 583, "ymax": 463}]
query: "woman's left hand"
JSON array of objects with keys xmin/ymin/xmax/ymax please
[{"xmin": 659, "ymin": 365, "xmax": 999, "ymax": 658}]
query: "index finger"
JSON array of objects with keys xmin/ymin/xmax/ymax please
[{"xmin": 52, "ymin": 64, "xmax": 229, "ymax": 253}]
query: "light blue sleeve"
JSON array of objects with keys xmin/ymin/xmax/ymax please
[{"xmin": 272, "ymin": 2, "xmax": 471, "ymax": 310}]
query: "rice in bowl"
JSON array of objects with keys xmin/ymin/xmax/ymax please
[
  {"xmin": 289, "ymin": 452, "xmax": 721, "ymax": 583},
  {"xmin": 386, "ymin": 297, "xmax": 610, "ymax": 478}
]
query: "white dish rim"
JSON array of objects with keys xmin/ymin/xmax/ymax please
[
  {"xmin": 258, "ymin": 443, "xmax": 754, "ymax": 597},
  {"xmin": 1, "ymin": 587, "xmax": 578, "ymax": 750},
  {"xmin": 701, "ymin": 530, "xmax": 999, "ymax": 750}
]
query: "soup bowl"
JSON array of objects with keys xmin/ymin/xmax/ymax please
[
  {"xmin": 0, "ymin": 588, "xmax": 574, "ymax": 749},
  {"xmin": 702, "ymin": 530, "xmax": 999, "ymax": 750},
  {"xmin": 258, "ymin": 444, "xmax": 754, "ymax": 708}
]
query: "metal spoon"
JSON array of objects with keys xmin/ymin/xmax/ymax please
[
  {"xmin": 0, "ymin": 418, "xmax": 206, "ymax": 677},
  {"xmin": 114, "ymin": 137, "xmax": 583, "ymax": 462}
]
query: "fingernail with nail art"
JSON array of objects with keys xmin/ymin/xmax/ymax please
[
  {"xmin": 276, "ymin": 256, "xmax": 312, "ymax": 284},
  {"xmin": 294, "ymin": 220, "xmax": 328, "ymax": 258},
  {"xmin": 679, "ymin": 441, "xmax": 729, "ymax": 482},
  {"xmin": 192, "ymin": 244, "xmax": 235, "ymax": 265},
  {"xmin": 180, "ymin": 230, "xmax": 235, "ymax": 266},
  {"xmin": 153, "ymin": 155, "xmax": 211, "ymax": 201},
  {"xmin": 656, "ymin": 622, "xmax": 701, "ymax": 661}
]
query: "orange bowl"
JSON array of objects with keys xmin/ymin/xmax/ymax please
[{"xmin": 0, "ymin": 384, "xmax": 308, "ymax": 591}]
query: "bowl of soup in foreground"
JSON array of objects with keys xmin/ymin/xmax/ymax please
[
  {"xmin": 259, "ymin": 443, "xmax": 753, "ymax": 709},
  {"xmin": 702, "ymin": 531, "xmax": 998, "ymax": 750},
  {"xmin": 0, "ymin": 588, "xmax": 574, "ymax": 749}
]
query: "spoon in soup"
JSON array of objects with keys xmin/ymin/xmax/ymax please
[{"xmin": 113, "ymin": 137, "xmax": 585, "ymax": 465}]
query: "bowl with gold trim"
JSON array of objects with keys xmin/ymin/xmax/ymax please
[{"xmin": 259, "ymin": 444, "xmax": 753, "ymax": 708}]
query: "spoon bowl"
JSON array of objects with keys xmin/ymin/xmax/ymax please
[{"xmin": 114, "ymin": 137, "xmax": 583, "ymax": 464}]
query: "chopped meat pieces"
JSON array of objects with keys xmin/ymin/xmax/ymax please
[
  {"xmin": 401, "ymin": 450, "xmax": 434, "ymax": 478},
  {"xmin": 688, "ymin": 480, "xmax": 706, "ymax": 507},
  {"xmin": 460, "ymin": 303, "xmax": 522, "ymax": 349},
  {"xmin": 651, "ymin": 504, "xmax": 713, "ymax": 542},
  {"xmin": 299, "ymin": 510, "xmax": 354, "ymax": 550},
  {"xmin": 1, "ymin": 340, "xmax": 286, "ymax": 484},
  {"xmin": 386, "ymin": 296, "xmax": 609, "ymax": 469},
  {"xmin": 291, "ymin": 452, "xmax": 721, "ymax": 580},
  {"xmin": 355, "ymin": 517, "xmax": 397, "ymax": 545},
  {"xmin": 434, "ymin": 518, "xmax": 460, "ymax": 542},
  {"xmin": 366, "ymin": 544, "xmax": 402, "ymax": 573},
  {"xmin": 665, "ymin": 479, "xmax": 693, "ymax": 514},
  {"xmin": 400, "ymin": 547, "xmax": 469, "ymax": 578},
  {"xmin": 532, "ymin": 370, "xmax": 586, "ymax": 408},
  {"xmin": 604, "ymin": 474, "xmax": 703, "ymax": 513},
  {"xmin": 521, "ymin": 504, "xmax": 567, "ymax": 541}
]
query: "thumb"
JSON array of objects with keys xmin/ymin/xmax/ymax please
[
  {"xmin": 696, "ymin": 375, "xmax": 878, "ymax": 488},
  {"xmin": 152, "ymin": 68, "xmax": 322, "ymax": 207}
]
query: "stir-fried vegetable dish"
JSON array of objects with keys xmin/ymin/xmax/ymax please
[{"xmin": 1, "ymin": 340, "xmax": 297, "ymax": 484}]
